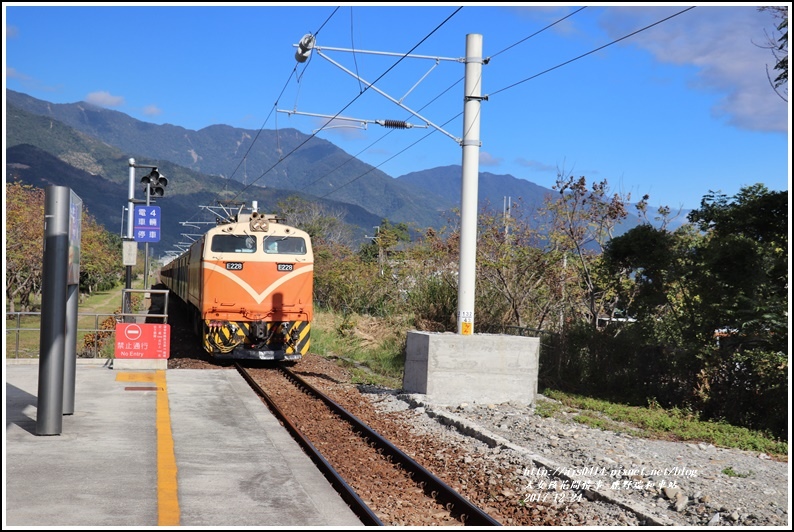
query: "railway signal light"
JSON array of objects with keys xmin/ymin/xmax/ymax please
[{"xmin": 141, "ymin": 168, "xmax": 168, "ymax": 197}]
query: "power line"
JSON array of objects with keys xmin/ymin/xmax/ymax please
[
  {"xmin": 295, "ymin": 6, "xmax": 591, "ymax": 202},
  {"xmin": 316, "ymin": 112, "xmax": 462, "ymax": 201},
  {"xmin": 169, "ymin": 5, "xmax": 697, "ymax": 254},
  {"xmin": 311, "ymin": 6, "xmax": 699, "ymax": 203},
  {"xmin": 299, "ymin": 66, "xmax": 463, "ymax": 195},
  {"xmin": 166, "ymin": 6, "xmax": 342, "ymax": 252},
  {"xmin": 489, "ymin": 6, "xmax": 697, "ymax": 98},
  {"xmin": 489, "ymin": 6, "xmax": 588, "ymax": 60},
  {"xmin": 225, "ymin": 5, "xmax": 341, "ymax": 187},
  {"xmin": 228, "ymin": 6, "xmax": 463, "ymax": 201}
]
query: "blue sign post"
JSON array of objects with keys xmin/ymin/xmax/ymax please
[{"xmin": 134, "ymin": 205, "xmax": 161, "ymax": 243}]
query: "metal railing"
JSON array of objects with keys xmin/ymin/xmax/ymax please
[
  {"xmin": 5, "ymin": 311, "xmax": 120, "ymax": 359},
  {"xmin": 5, "ymin": 289, "xmax": 170, "ymax": 360}
]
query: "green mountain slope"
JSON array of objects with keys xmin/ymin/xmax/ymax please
[
  {"xmin": 5, "ymin": 104, "xmax": 383, "ymax": 251},
  {"xmin": 7, "ymin": 89, "xmax": 452, "ymax": 231}
]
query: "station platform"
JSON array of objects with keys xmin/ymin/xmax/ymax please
[{"xmin": 3, "ymin": 359, "xmax": 363, "ymax": 528}]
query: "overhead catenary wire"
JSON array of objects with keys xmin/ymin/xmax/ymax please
[
  {"xmin": 290, "ymin": 6, "xmax": 592, "ymax": 199},
  {"xmin": 311, "ymin": 6, "xmax": 701, "ymax": 200},
  {"xmin": 291, "ymin": 49, "xmax": 465, "ymax": 195},
  {"xmin": 227, "ymin": 6, "xmax": 463, "ymax": 202},
  {"xmin": 282, "ymin": 5, "xmax": 593, "ymax": 200},
  {"xmin": 195, "ymin": 2, "xmax": 572, "ymax": 221},
  {"xmin": 226, "ymin": 6, "xmax": 340, "ymax": 186},
  {"xmin": 168, "ymin": 6, "xmax": 341, "ymax": 242},
  {"xmin": 489, "ymin": 6, "xmax": 697, "ymax": 98},
  {"xmin": 489, "ymin": 6, "xmax": 588, "ymax": 60}
]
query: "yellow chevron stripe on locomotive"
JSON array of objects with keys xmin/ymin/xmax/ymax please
[{"xmin": 203, "ymin": 320, "xmax": 310, "ymax": 361}]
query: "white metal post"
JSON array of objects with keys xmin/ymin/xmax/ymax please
[
  {"xmin": 457, "ymin": 34, "xmax": 483, "ymax": 335},
  {"xmin": 124, "ymin": 159, "xmax": 136, "ymax": 320},
  {"xmin": 127, "ymin": 158, "xmax": 135, "ymax": 241}
]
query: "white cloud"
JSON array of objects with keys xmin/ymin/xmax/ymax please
[
  {"xmin": 6, "ymin": 67, "xmax": 31, "ymax": 81},
  {"xmin": 599, "ymin": 6, "xmax": 787, "ymax": 132},
  {"xmin": 515, "ymin": 157, "xmax": 557, "ymax": 173},
  {"xmin": 143, "ymin": 104, "xmax": 162, "ymax": 117},
  {"xmin": 479, "ymin": 151, "xmax": 503, "ymax": 166},
  {"xmin": 85, "ymin": 91, "xmax": 124, "ymax": 108}
]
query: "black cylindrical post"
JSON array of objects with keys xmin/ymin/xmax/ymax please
[
  {"xmin": 37, "ymin": 186, "xmax": 70, "ymax": 435},
  {"xmin": 62, "ymin": 284, "xmax": 79, "ymax": 415}
]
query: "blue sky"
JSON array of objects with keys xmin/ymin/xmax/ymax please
[{"xmin": 4, "ymin": 2, "xmax": 791, "ymax": 211}]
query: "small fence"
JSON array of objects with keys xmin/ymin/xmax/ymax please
[
  {"xmin": 5, "ymin": 311, "xmax": 120, "ymax": 359},
  {"xmin": 5, "ymin": 289, "xmax": 169, "ymax": 360}
]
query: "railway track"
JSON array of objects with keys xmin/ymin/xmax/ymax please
[{"xmin": 235, "ymin": 362, "xmax": 501, "ymax": 526}]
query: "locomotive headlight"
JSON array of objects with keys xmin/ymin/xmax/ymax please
[{"xmin": 250, "ymin": 212, "xmax": 269, "ymax": 232}]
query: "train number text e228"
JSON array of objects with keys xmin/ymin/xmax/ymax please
[
  {"xmin": 225, "ymin": 262, "xmax": 243, "ymax": 270},
  {"xmin": 277, "ymin": 263, "xmax": 294, "ymax": 272}
]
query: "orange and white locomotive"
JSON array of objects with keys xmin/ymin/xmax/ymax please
[{"xmin": 160, "ymin": 203, "xmax": 313, "ymax": 361}]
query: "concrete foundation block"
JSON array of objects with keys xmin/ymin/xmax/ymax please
[{"xmin": 403, "ymin": 331, "xmax": 539, "ymax": 406}]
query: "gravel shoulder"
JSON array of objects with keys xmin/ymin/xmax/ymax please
[{"xmin": 378, "ymin": 391, "xmax": 790, "ymax": 527}]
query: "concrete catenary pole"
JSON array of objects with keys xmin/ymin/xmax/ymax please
[{"xmin": 457, "ymin": 34, "xmax": 483, "ymax": 335}]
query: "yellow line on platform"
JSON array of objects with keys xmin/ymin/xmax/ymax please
[
  {"xmin": 116, "ymin": 371, "xmax": 180, "ymax": 525},
  {"xmin": 155, "ymin": 370, "xmax": 180, "ymax": 526}
]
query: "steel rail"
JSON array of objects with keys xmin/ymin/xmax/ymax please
[
  {"xmin": 278, "ymin": 365, "xmax": 502, "ymax": 526},
  {"xmin": 234, "ymin": 363, "xmax": 383, "ymax": 526}
]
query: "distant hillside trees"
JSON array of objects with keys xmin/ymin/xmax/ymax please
[
  {"xmin": 5, "ymin": 181, "xmax": 124, "ymax": 312},
  {"xmin": 276, "ymin": 195, "xmax": 355, "ymax": 248}
]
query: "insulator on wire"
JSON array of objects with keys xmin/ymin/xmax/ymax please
[
  {"xmin": 295, "ymin": 33, "xmax": 315, "ymax": 63},
  {"xmin": 377, "ymin": 119, "xmax": 411, "ymax": 129}
]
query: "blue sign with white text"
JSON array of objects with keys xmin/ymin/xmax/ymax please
[{"xmin": 134, "ymin": 206, "xmax": 161, "ymax": 243}]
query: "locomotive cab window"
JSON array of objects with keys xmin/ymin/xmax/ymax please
[
  {"xmin": 263, "ymin": 236, "xmax": 307, "ymax": 255},
  {"xmin": 211, "ymin": 235, "xmax": 257, "ymax": 253}
]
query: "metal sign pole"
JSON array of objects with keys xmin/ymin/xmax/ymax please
[
  {"xmin": 124, "ymin": 159, "xmax": 136, "ymax": 322},
  {"xmin": 144, "ymin": 183, "xmax": 151, "ymax": 293}
]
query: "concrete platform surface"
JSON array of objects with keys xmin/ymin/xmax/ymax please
[{"xmin": 3, "ymin": 359, "xmax": 363, "ymax": 528}]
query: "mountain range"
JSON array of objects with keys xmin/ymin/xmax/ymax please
[{"xmin": 5, "ymin": 89, "xmax": 676, "ymax": 255}]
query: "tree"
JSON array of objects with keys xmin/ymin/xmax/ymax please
[
  {"xmin": 687, "ymin": 184, "xmax": 788, "ymax": 350},
  {"xmin": 358, "ymin": 219, "xmax": 411, "ymax": 273},
  {"xmin": 79, "ymin": 213, "xmax": 123, "ymax": 294},
  {"xmin": 276, "ymin": 195, "xmax": 355, "ymax": 247},
  {"xmin": 475, "ymin": 200, "xmax": 562, "ymax": 331},
  {"xmin": 6, "ymin": 180, "xmax": 125, "ymax": 312},
  {"xmin": 542, "ymin": 173, "xmax": 632, "ymax": 329},
  {"xmin": 758, "ymin": 6, "xmax": 788, "ymax": 101},
  {"xmin": 6, "ymin": 181, "xmax": 45, "ymax": 312},
  {"xmin": 602, "ymin": 184, "xmax": 788, "ymax": 435}
]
